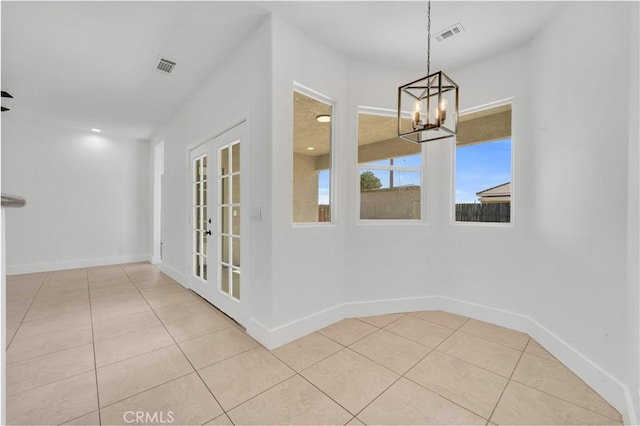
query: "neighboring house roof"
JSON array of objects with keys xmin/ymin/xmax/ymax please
[{"xmin": 476, "ymin": 182, "xmax": 511, "ymax": 198}]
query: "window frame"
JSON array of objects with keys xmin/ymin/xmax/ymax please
[
  {"xmin": 451, "ymin": 97, "xmax": 515, "ymax": 227},
  {"xmin": 356, "ymin": 106, "xmax": 427, "ymax": 225},
  {"xmin": 292, "ymin": 82, "xmax": 337, "ymax": 227}
]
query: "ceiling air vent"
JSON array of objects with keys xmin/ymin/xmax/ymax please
[
  {"xmin": 434, "ymin": 23, "xmax": 465, "ymax": 42},
  {"xmin": 156, "ymin": 57, "xmax": 176, "ymax": 74}
]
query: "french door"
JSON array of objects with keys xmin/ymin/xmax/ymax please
[{"xmin": 189, "ymin": 123, "xmax": 246, "ymax": 325}]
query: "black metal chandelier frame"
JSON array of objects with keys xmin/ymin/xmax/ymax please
[{"xmin": 397, "ymin": 0, "xmax": 459, "ymax": 144}]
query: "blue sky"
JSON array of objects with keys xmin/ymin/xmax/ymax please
[
  {"xmin": 456, "ymin": 138, "xmax": 511, "ymax": 203},
  {"xmin": 317, "ymin": 138, "xmax": 511, "ymax": 204}
]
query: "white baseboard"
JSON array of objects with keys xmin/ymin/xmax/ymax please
[
  {"xmin": 6, "ymin": 254, "xmax": 152, "ymax": 275},
  {"xmin": 150, "ymin": 256, "xmax": 162, "ymax": 265},
  {"xmin": 245, "ymin": 318, "xmax": 273, "ymax": 349},
  {"xmin": 157, "ymin": 263, "xmax": 188, "ymax": 286},
  {"xmin": 238, "ymin": 307, "xmax": 346, "ymax": 351},
  {"xmin": 343, "ymin": 295, "xmax": 635, "ymax": 425},
  {"xmin": 140, "ymin": 268, "xmax": 639, "ymax": 425}
]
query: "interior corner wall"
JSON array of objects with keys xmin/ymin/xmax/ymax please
[
  {"xmin": 626, "ymin": 2, "xmax": 640, "ymax": 423},
  {"xmin": 1, "ymin": 114, "xmax": 151, "ymax": 273},
  {"xmin": 269, "ymin": 16, "xmax": 347, "ymax": 336},
  {"xmin": 150, "ymin": 16, "xmax": 273, "ymax": 331},
  {"xmin": 342, "ymin": 1, "xmax": 635, "ymax": 420}
]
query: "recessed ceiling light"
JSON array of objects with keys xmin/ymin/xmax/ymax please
[
  {"xmin": 306, "ymin": 146, "xmax": 315, "ymax": 151},
  {"xmin": 316, "ymin": 115, "xmax": 331, "ymax": 123},
  {"xmin": 91, "ymin": 128, "xmax": 102, "ymax": 133}
]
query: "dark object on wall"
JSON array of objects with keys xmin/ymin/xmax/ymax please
[{"xmin": 1, "ymin": 90, "xmax": 14, "ymax": 111}]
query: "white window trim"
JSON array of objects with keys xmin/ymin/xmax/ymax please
[
  {"xmin": 451, "ymin": 97, "xmax": 515, "ymax": 227},
  {"xmin": 356, "ymin": 106, "xmax": 427, "ymax": 225},
  {"xmin": 292, "ymin": 82, "xmax": 338, "ymax": 228}
]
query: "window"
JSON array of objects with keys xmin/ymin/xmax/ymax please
[
  {"xmin": 358, "ymin": 112, "xmax": 422, "ymax": 220},
  {"xmin": 454, "ymin": 102, "xmax": 512, "ymax": 223},
  {"xmin": 292, "ymin": 89, "xmax": 333, "ymax": 223}
]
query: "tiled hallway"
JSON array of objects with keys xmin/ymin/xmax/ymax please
[{"xmin": 5, "ymin": 263, "xmax": 623, "ymax": 425}]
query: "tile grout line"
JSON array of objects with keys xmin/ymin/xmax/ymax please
[
  {"xmin": 87, "ymin": 267, "xmax": 104, "ymax": 426},
  {"xmin": 489, "ymin": 336, "xmax": 620, "ymax": 423},
  {"xmin": 454, "ymin": 328, "xmax": 529, "ymax": 352},
  {"xmin": 344, "ymin": 415, "xmax": 358, "ymax": 426},
  {"xmin": 353, "ymin": 312, "xmax": 408, "ymax": 329},
  {"xmin": 509, "ymin": 377, "xmax": 623, "ymax": 423},
  {"xmin": 296, "ymin": 368, "xmax": 362, "ymax": 419},
  {"xmin": 120, "ymin": 265, "xmax": 236, "ymax": 426},
  {"xmin": 6, "ymin": 271, "xmax": 50, "ymax": 350},
  {"xmin": 267, "ymin": 345, "xmax": 357, "ymax": 419},
  {"xmin": 166, "ymin": 321, "xmax": 237, "ymax": 347},
  {"xmin": 407, "ymin": 312, "xmax": 471, "ymax": 330},
  {"xmin": 402, "ymin": 318, "xmax": 500, "ymax": 424},
  {"xmin": 5, "ymin": 340, "xmax": 92, "ymax": 367},
  {"xmin": 16, "ymin": 306, "xmax": 93, "ymax": 328},
  {"xmin": 298, "ymin": 313, "xmax": 482, "ymax": 422},
  {"xmin": 381, "ymin": 314, "xmax": 471, "ymax": 349},
  {"xmin": 200, "ymin": 413, "xmax": 232, "ymax": 425},
  {"xmin": 98, "ymin": 370, "xmax": 195, "ymax": 411},
  {"xmin": 215, "ymin": 369, "xmax": 297, "ymax": 414},
  {"xmin": 270, "ymin": 335, "xmax": 342, "ymax": 375},
  {"xmin": 5, "ymin": 359, "xmax": 95, "ymax": 400},
  {"xmin": 517, "ymin": 339, "xmax": 622, "ymax": 422},
  {"xmin": 350, "ymin": 316, "xmax": 496, "ymax": 422},
  {"xmin": 486, "ymin": 336, "xmax": 529, "ymax": 424},
  {"xmin": 410, "ymin": 313, "xmax": 531, "ymax": 353},
  {"xmin": 317, "ymin": 321, "xmax": 381, "ymax": 349}
]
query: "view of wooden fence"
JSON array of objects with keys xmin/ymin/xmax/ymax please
[{"xmin": 455, "ymin": 202, "xmax": 510, "ymax": 223}]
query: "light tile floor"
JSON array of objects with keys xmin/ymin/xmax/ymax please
[{"xmin": 5, "ymin": 263, "xmax": 623, "ymax": 425}]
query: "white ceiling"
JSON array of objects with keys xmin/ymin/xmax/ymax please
[{"xmin": 1, "ymin": 1, "xmax": 561, "ymax": 141}]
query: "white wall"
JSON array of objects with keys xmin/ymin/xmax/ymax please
[
  {"xmin": 528, "ymin": 3, "xmax": 634, "ymax": 420},
  {"xmin": 151, "ymin": 142, "xmax": 164, "ymax": 264},
  {"xmin": 269, "ymin": 16, "xmax": 348, "ymax": 340},
  {"xmin": 625, "ymin": 2, "xmax": 639, "ymax": 422},
  {"xmin": 344, "ymin": 44, "xmax": 532, "ymax": 305},
  {"xmin": 150, "ymin": 16, "xmax": 273, "ymax": 334},
  {"xmin": 342, "ymin": 2, "xmax": 637, "ymax": 422},
  {"xmin": 2, "ymin": 114, "xmax": 151, "ymax": 274}
]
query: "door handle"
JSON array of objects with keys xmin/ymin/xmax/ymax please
[{"xmin": 205, "ymin": 230, "xmax": 212, "ymax": 236}]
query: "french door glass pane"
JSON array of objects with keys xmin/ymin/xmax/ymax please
[
  {"xmin": 222, "ymin": 207, "xmax": 229, "ymax": 234},
  {"xmin": 232, "ymin": 143, "xmax": 240, "ymax": 173},
  {"xmin": 221, "ymin": 147, "xmax": 229, "ymax": 175},
  {"xmin": 222, "ymin": 236, "xmax": 229, "ymax": 265},
  {"xmin": 222, "ymin": 177, "xmax": 229, "ymax": 204},
  {"xmin": 232, "ymin": 238, "xmax": 240, "ymax": 268},
  {"xmin": 232, "ymin": 270, "xmax": 240, "ymax": 299},
  {"xmin": 221, "ymin": 265, "xmax": 229, "ymax": 294},
  {"xmin": 232, "ymin": 207, "xmax": 240, "ymax": 235},
  {"xmin": 218, "ymin": 142, "xmax": 240, "ymax": 300},
  {"xmin": 193, "ymin": 154, "xmax": 207, "ymax": 281},
  {"xmin": 232, "ymin": 174, "xmax": 240, "ymax": 203}
]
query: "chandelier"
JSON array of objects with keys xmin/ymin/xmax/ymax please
[{"xmin": 398, "ymin": 0, "xmax": 459, "ymax": 143}]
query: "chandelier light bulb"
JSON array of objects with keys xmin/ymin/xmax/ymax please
[
  {"xmin": 439, "ymin": 98, "xmax": 448, "ymax": 122},
  {"xmin": 413, "ymin": 100, "xmax": 422, "ymax": 126}
]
